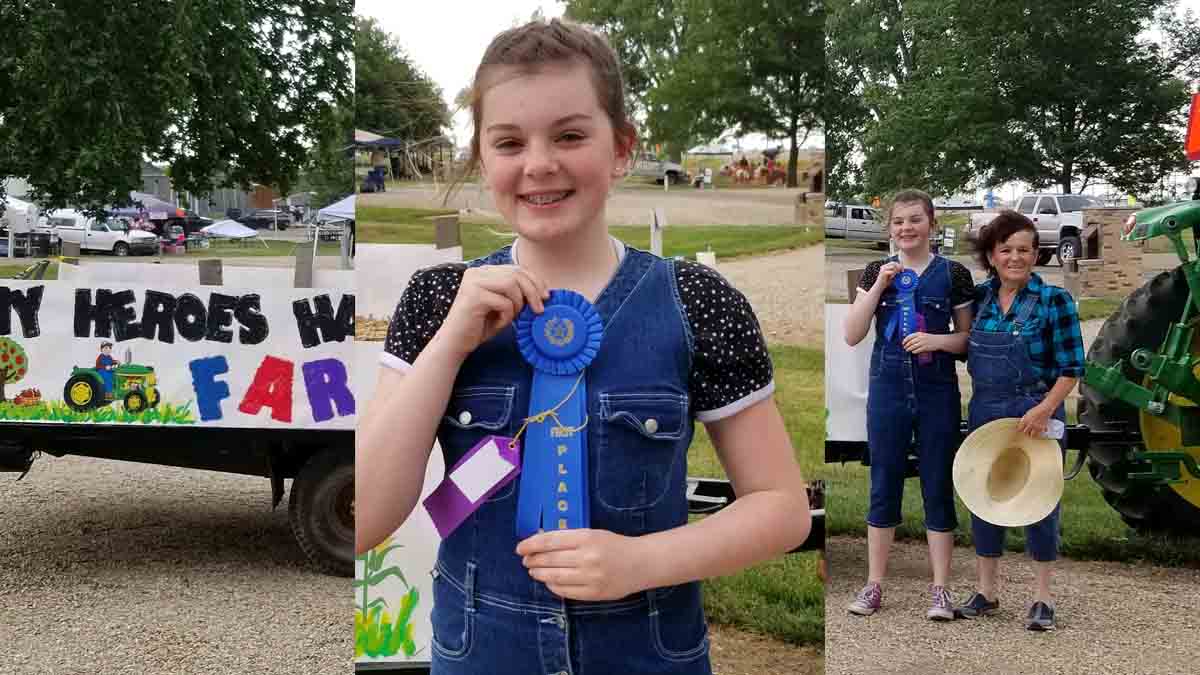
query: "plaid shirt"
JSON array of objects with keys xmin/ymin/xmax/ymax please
[{"xmin": 972, "ymin": 273, "xmax": 1086, "ymax": 385}]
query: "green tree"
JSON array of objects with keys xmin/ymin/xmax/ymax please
[
  {"xmin": 827, "ymin": 0, "xmax": 1197, "ymax": 198},
  {"xmin": 0, "ymin": 1, "xmax": 353, "ymax": 217},
  {"xmin": 682, "ymin": 0, "xmax": 824, "ymax": 188},
  {"xmin": 0, "ymin": 337, "xmax": 29, "ymax": 403},
  {"xmin": 354, "ymin": 16, "xmax": 449, "ymax": 141},
  {"xmin": 566, "ymin": 0, "xmax": 705, "ymax": 159},
  {"xmin": 299, "ymin": 103, "xmax": 354, "ymax": 208}
]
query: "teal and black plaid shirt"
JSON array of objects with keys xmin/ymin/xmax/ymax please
[{"xmin": 972, "ymin": 273, "xmax": 1086, "ymax": 386}]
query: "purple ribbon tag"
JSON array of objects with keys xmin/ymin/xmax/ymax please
[
  {"xmin": 915, "ymin": 313, "xmax": 932, "ymax": 365},
  {"xmin": 423, "ymin": 435, "xmax": 521, "ymax": 539}
]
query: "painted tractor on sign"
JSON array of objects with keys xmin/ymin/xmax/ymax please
[
  {"xmin": 64, "ymin": 351, "xmax": 160, "ymax": 413},
  {"xmin": 1077, "ymin": 94, "xmax": 1200, "ymax": 532}
]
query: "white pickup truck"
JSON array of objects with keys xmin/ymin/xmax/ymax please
[
  {"xmin": 824, "ymin": 204, "xmax": 888, "ymax": 248},
  {"xmin": 46, "ymin": 209, "xmax": 160, "ymax": 256},
  {"xmin": 629, "ymin": 153, "xmax": 689, "ymax": 185},
  {"xmin": 964, "ymin": 193, "xmax": 1103, "ymax": 265}
]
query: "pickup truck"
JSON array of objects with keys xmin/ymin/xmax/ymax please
[
  {"xmin": 47, "ymin": 209, "xmax": 159, "ymax": 256},
  {"xmin": 824, "ymin": 203, "xmax": 887, "ymax": 247},
  {"xmin": 629, "ymin": 153, "xmax": 689, "ymax": 185},
  {"xmin": 964, "ymin": 193, "xmax": 1103, "ymax": 265}
]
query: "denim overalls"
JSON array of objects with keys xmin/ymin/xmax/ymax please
[
  {"xmin": 866, "ymin": 255, "xmax": 961, "ymax": 532},
  {"xmin": 430, "ymin": 246, "xmax": 712, "ymax": 675},
  {"xmin": 966, "ymin": 284, "xmax": 1064, "ymax": 562}
]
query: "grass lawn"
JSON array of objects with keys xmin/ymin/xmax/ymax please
[
  {"xmin": 359, "ymin": 207, "xmax": 821, "ymax": 260},
  {"xmin": 826, "ymin": 402, "xmax": 1200, "ymax": 568},
  {"xmin": 0, "ymin": 262, "xmax": 59, "ymax": 280},
  {"xmin": 688, "ymin": 346, "xmax": 825, "ymax": 647},
  {"xmin": 1077, "ymin": 297, "xmax": 1122, "ymax": 322}
]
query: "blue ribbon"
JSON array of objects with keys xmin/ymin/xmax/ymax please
[
  {"xmin": 884, "ymin": 269, "xmax": 920, "ymax": 344},
  {"xmin": 513, "ymin": 290, "xmax": 603, "ymax": 538}
]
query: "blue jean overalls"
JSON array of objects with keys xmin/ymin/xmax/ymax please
[
  {"xmin": 429, "ymin": 246, "xmax": 712, "ymax": 675},
  {"xmin": 966, "ymin": 284, "xmax": 1064, "ymax": 562},
  {"xmin": 866, "ymin": 254, "xmax": 961, "ymax": 532}
]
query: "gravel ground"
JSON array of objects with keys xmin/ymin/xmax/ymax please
[
  {"xmin": 825, "ymin": 536, "xmax": 1200, "ymax": 675},
  {"xmin": 719, "ymin": 244, "xmax": 824, "ymax": 348},
  {"xmin": 361, "ymin": 183, "xmax": 804, "ymax": 226},
  {"xmin": 0, "ymin": 456, "xmax": 348, "ymax": 675}
]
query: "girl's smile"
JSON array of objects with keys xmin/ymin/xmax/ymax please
[
  {"xmin": 889, "ymin": 201, "xmax": 935, "ymax": 253},
  {"xmin": 478, "ymin": 63, "xmax": 630, "ymax": 243}
]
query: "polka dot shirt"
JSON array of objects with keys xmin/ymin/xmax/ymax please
[{"xmin": 381, "ymin": 252, "xmax": 774, "ymax": 422}]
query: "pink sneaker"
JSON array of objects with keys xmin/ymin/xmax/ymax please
[
  {"xmin": 848, "ymin": 582, "xmax": 882, "ymax": 616},
  {"xmin": 927, "ymin": 584, "xmax": 955, "ymax": 621}
]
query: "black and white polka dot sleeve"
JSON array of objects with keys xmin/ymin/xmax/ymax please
[
  {"xmin": 675, "ymin": 260, "xmax": 774, "ymax": 422},
  {"xmin": 949, "ymin": 260, "xmax": 976, "ymax": 309},
  {"xmin": 381, "ymin": 263, "xmax": 467, "ymax": 372}
]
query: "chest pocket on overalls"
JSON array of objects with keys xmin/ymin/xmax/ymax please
[
  {"xmin": 597, "ymin": 392, "xmax": 688, "ymax": 510},
  {"xmin": 439, "ymin": 385, "xmax": 517, "ymax": 501}
]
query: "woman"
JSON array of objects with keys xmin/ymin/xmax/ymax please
[
  {"xmin": 843, "ymin": 189, "xmax": 975, "ymax": 620},
  {"xmin": 959, "ymin": 210, "xmax": 1085, "ymax": 631}
]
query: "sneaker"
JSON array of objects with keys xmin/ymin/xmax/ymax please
[
  {"xmin": 927, "ymin": 585, "xmax": 955, "ymax": 621},
  {"xmin": 958, "ymin": 592, "xmax": 1000, "ymax": 618},
  {"xmin": 1026, "ymin": 601, "xmax": 1055, "ymax": 631},
  {"xmin": 847, "ymin": 582, "xmax": 882, "ymax": 616}
]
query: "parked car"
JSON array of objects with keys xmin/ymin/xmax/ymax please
[
  {"xmin": 237, "ymin": 208, "xmax": 292, "ymax": 230},
  {"xmin": 49, "ymin": 210, "xmax": 158, "ymax": 256},
  {"xmin": 964, "ymin": 193, "xmax": 1103, "ymax": 265},
  {"xmin": 628, "ymin": 153, "xmax": 689, "ymax": 185},
  {"xmin": 825, "ymin": 203, "xmax": 887, "ymax": 247}
]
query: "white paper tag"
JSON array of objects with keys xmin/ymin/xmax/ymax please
[
  {"xmin": 449, "ymin": 438, "xmax": 514, "ymax": 503},
  {"xmin": 1040, "ymin": 418, "xmax": 1066, "ymax": 440}
]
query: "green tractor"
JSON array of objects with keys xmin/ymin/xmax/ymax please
[
  {"xmin": 1078, "ymin": 97, "xmax": 1200, "ymax": 532},
  {"xmin": 63, "ymin": 349, "xmax": 160, "ymax": 414}
]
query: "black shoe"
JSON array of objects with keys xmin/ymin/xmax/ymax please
[
  {"xmin": 1026, "ymin": 601, "xmax": 1055, "ymax": 631},
  {"xmin": 958, "ymin": 592, "xmax": 999, "ymax": 618}
]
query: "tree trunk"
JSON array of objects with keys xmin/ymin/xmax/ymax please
[
  {"xmin": 788, "ymin": 115, "xmax": 800, "ymax": 189},
  {"xmin": 1060, "ymin": 160, "xmax": 1073, "ymax": 194}
]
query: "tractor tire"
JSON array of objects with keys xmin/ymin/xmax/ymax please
[
  {"xmin": 1078, "ymin": 266, "xmax": 1200, "ymax": 532},
  {"xmin": 147, "ymin": 388, "xmax": 160, "ymax": 408},
  {"xmin": 288, "ymin": 449, "xmax": 353, "ymax": 576},
  {"xmin": 63, "ymin": 373, "xmax": 102, "ymax": 412},
  {"xmin": 1057, "ymin": 236, "xmax": 1081, "ymax": 265},
  {"xmin": 123, "ymin": 390, "xmax": 147, "ymax": 413},
  {"xmin": 1036, "ymin": 249, "xmax": 1054, "ymax": 266}
]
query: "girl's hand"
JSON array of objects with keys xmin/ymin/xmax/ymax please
[
  {"xmin": 873, "ymin": 262, "xmax": 902, "ymax": 290},
  {"xmin": 901, "ymin": 332, "xmax": 941, "ymax": 354},
  {"xmin": 438, "ymin": 265, "xmax": 549, "ymax": 356},
  {"xmin": 517, "ymin": 529, "xmax": 648, "ymax": 601},
  {"xmin": 1017, "ymin": 403, "xmax": 1053, "ymax": 438}
]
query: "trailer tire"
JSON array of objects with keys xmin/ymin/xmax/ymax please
[
  {"xmin": 289, "ymin": 449, "xmax": 354, "ymax": 576},
  {"xmin": 1079, "ymin": 266, "xmax": 1200, "ymax": 532}
]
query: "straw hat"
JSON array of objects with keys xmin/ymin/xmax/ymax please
[{"xmin": 952, "ymin": 418, "xmax": 1063, "ymax": 527}]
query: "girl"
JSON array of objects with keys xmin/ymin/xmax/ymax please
[
  {"xmin": 957, "ymin": 210, "xmax": 1083, "ymax": 631},
  {"xmin": 356, "ymin": 19, "xmax": 810, "ymax": 675},
  {"xmin": 842, "ymin": 189, "xmax": 975, "ymax": 620}
]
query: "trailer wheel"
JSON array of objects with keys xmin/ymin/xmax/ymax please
[
  {"xmin": 1079, "ymin": 266, "xmax": 1200, "ymax": 532},
  {"xmin": 289, "ymin": 449, "xmax": 353, "ymax": 576}
]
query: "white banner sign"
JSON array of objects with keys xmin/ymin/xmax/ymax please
[
  {"xmin": 825, "ymin": 302, "xmax": 872, "ymax": 442},
  {"xmin": 0, "ymin": 280, "xmax": 355, "ymax": 430}
]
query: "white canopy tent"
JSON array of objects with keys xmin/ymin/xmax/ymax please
[
  {"xmin": 316, "ymin": 195, "xmax": 355, "ymax": 223},
  {"xmin": 201, "ymin": 219, "xmax": 268, "ymax": 247}
]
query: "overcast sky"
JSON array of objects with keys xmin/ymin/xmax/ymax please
[{"xmin": 354, "ymin": 0, "xmax": 821, "ymax": 152}]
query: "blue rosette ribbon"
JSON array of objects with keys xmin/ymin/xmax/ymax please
[
  {"xmin": 513, "ymin": 289, "xmax": 603, "ymax": 538},
  {"xmin": 884, "ymin": 269, "xmax": 920, "ymax": 344}
]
